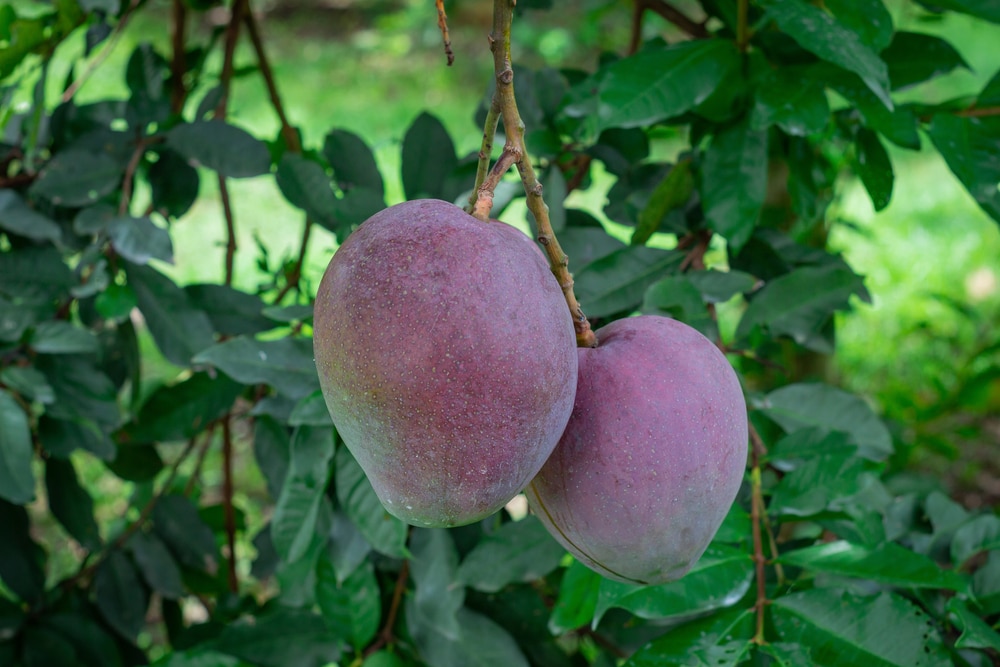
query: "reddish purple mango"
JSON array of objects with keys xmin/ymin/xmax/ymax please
[
  {"xmin": 526, "ymin": 315, "xmax": 747, "ymax": 584},
  {"xmin": 314, "ymin": 199, "xmax": 578, "ymax": 527}
]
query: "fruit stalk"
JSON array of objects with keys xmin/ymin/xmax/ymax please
[{"xmin": 488, "ymin": 0, "xmax": 598, "ymax": 348}]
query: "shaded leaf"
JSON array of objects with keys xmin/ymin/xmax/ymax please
[
  {"xmin": 0, "ymin": 389, "xmax": 34, "ymax": 505},
  {"xmin": 0, "ymin": 499, "xmax": 46, "ymax": 603},
  {"xmin": 0, "ymin": 365, "xmax": 55, "ymax": 404},
  {"xmin": 211, "ymin": 608, "xmax": 342, "ymax": 667},
  {"xmin": 316, "ymin": 555, "xmax": 380, "ymax": 650},
  {"xmin": 325, "ymin": 509, "xmax": 371, "ymax": 583},
  {"xmin": 882, "ymin": 32, "xmax": 968, "ymax": 90},
  {"xmin": 915, "ymin": 0, "xmax": 1000, "ymax": 23},
  {"xmin": 30, "ymin": 149, "xmax": 122, "ymax": 206},
  {"xmin": 253, "ymin": 416, "xmax": 290, "ymax": 500},
  {"xmin": 165, "ymin": 121, "xmax": 271, "ymax": 178},
  {"xmin": 408, "ymin": 603, "xmax": 529, "ymax": 667},
  {"xmin": 928, "ymin": 115, "xmax": 1000, "ymax": 225},
  {"xmin": 151, "ymin": 494, "xmax": 218, "ymax": 572},
  {"xmin": 947, "ymin": 597, "xmax": 1000, "ymax": 650},
  {"xmin": 642, "ymin": 275, "xmax": 717, "ymax": 339},
  {"xmin": 854, "ymin": 129, "xmax": 893, "ymax": 212},
  {"xmin": 193, "ymin": 336, "xmax": 320, "ymax": 400},
  {"xmin": 335, "ymin": 446, "xmax": 408, "ymax": 558},
  {"xmin": 951, "ymin": 514, "xmax": 1000, "ymax": 566},
  {"xmin": 701, "ymin": 117, "xmax": 768, "ymax": 251},
  {"xmin": 769, "ymin": 450, "xmax": 869, "ymax": 517},
  {"xmin": 457, "ymin": 516, "xmax": 565, "ymax": 592},
  {"xmin": 288, "ymin": 391, "xmax": 334, "ymax": 427},
  {"xmin": 106, "ymin": 442, "xmax": 164, "ymax": 481},
  {"xmin": 94, "ymin": 550, "xmax": 149, "ymax": 640},
  {"xmin": 122, "ymin": 372, "xmax": 242, "ymax": 442},
  {"xmin": 45, "ymin": 458, "xmax": 101, "ymax": 550},
  {"xmin": 687, "ymin": 269, "xmax": 757, "ymax": 303},
  {"xmin": 108, "ymin": 215, "xmax": 174, "ymax": 265},
  {"xmin": 401, "ymin": 112, "xmax": 458, "ymax": 201},
  {"xmin": 624, "ymin": 607, "xmax": 754, "ymax": 667},
  {"xmin": 184, "ymin": 284, "xmax": 273, "ymax": 336},
  {"xmin": 29, "ymin": 320, "xmax": 99, "ymax": 355},
  {"xmin": 410, "ymin": 528, "xmax": 464, "ymax": 640},
  {"xmin": 275, "ymin": 153, "xmax": 338, "ymax": 230},
  {"xmin": 823, "ymin": 0, "xmax": 893, "ymax": 51},
  {"xmin": 324, "ymin": 128, "xmax": 384, "ymax": 195},
  {"xmin": 0, "ymin": 190, "xmax": 61, "ymax": 242},
  {"xmin": 632, "ymin": 160, "xmax": 693, "ymax": 245},
  {"xmin": 751, "ymin": 68, "xmax": 829, "ymax": 136},
  {"xmin": 272, "ymin": 425, "xmax": 335, "ymax": 563},
  {"xmin": 148, "ymin": 149, "xmax": 200, "ymax": 218},
  {"xmin": 129, "ymin": 530, "xmax": 185, "ymax": 599},
  {"xmin": 548, "ymin": 559, "xmax": 602, "ymax": 634},
  {"xmin": 573, "ymin": 246, "xmax": 684, "ymax": 317}
]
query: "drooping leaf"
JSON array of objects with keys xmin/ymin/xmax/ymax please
[
  {"xmin": 632, "ymin": 160, "xmax": 694, "ymax": 245},
  {"xmin": 947, "ymin": 597, "xmax": 1000, "ymax": 651},
  {"xmin": 128, "ymin": 530, "xmax": 185, "ymax": 599},
  {"xmin": 823, "ymin": 0, "xmax": 893, "ymax": 51},
  {"xmin": 94, "ymin": 550, "xmax": 150, "ymax": 641},
  {"xmin": 0, "ymin": 190, "xmax": 61, "ymax": 242},
  {"xmin": 253, "ymin": 416, "xmax": 290, "ymax": 500},
  {"xmin": 121, "ymin": 372, "xmax": 242, "ymax": 443},
  {"xmin": 951, "ymin": 514, "xmax": 1000, "ymax": 566},
  {"xmin": 165, "ymin": 121, "xmax": 271, "ymax": 178},
  {"xmin": 763, "ymin": 383, "xmax": 893, "ymax": 460},
  {"xmin": 854, "ymin": 128, "xmax": 894, "ymax": 212},
  {"xmin": 29, "ymin": 149, "xmax": 122, "ymax": 206},
  {"xmin": 624, "ymin": 607, "xmax": 755, "ymax": 667},
  {"xmin": 184, "ymin": 284, "xmax": 273, "ymax": 336},
  {"xmin": 45, "ymin": 458, "xmax": 101, "ymax": 550},
  {"xmin": 315, "ymin": 555, "xmax": 380, "ymax": 650},
  {"xmin": 928, "ymin": 115, "xmax": 1000, "ymax": 225},
  {"xmin": 108, "ymin": 215, "xmax": 174, "ymax": 265},
  {"xmin": 193, "ymin": 336, "xmax": 320, "ymax": 400},
  {"xmin": 271, "ymin": 425, "xmax": 335, "ymax": 563},
  {"xmin": 409, "ymin": 528, "xmax": 464, "ymax": 640},
  {"xmin": 778, "ymin": 541, "xmax": 967, "ymax": 591},
  {"xmin": 701, "ymin": 117, "xmax": 768, "ymax": 251},
  {"xmin": 881, "ymin": 32, "xmax": 968, "ymax": 90},
  {"xmin": 573, "ymin": 246, "xmax": 684, "ymax": 317},
  {"xmin": 751, "ymin": 68, "xmax": 830, "ymax": 137},
  {"xmin": 456, "ymin": 516, "xmax": 565, "ymax": 592},
  {"xmin": 151, "ymin": 494, "xmax": 218, "ymax": 572},
  {"xmin": 548, "ymin": 559, "xmax": 602, "ymax": 634},
  {"xmin": 210, "ymin": 608, "xmax": 342, "ymax": 667},
  {"xmin": 324, "ymin": 128, "xmax": 384, "ymax": 195},
  {"xmin": 0, "ymin": 499, "xmax": 46, "ymax": 603},
  {"xmin": 407, "ymin": 604, "xmax": 530, "ymax": 667},
  {"xmin": 29, "ymin": 320, "xmax": 99, "ymax": 355},
  {"xmin": 288, "ymin": 391, "xmax": 334, "ymax": 427},
  {"xmin": 401, "ymin": 112, "xmax": 458, "ymax": 201},
  {"xmin": 0, "ymin": 389, "xmax": 35, "ymax": 505},
  {"xmin": 334, "ymin": 446, "xmax": 408, "ymax": 558},
  {"xmin": 771, "ymin": 588, "xmax": 949, "ymax": 667},
  {"xmin": 126, "ymin": 262, "xmax": 215, "ymax": 366},
  {"xmin": 275, "ymin": 153, "xmax": 339, "ymax": 230},
  {"xmin": 148, "ymin": 148, "xmax": 200, "ymax": 218}
]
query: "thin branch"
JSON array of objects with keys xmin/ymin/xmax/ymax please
[
  {"xmin": 736, "ymin": 0, "xmax": 750, "ymax": 53},
  {"xmin": 243, "ymin": 7, "xmax": 300, "ymax": 152},
  {"xmin": 435, "ymin": 0, "xmax": 455, "ymax": 66},
  {"xmin": 62, "ymin": 0, "xmax": 141, "ymax": 102},
  {"xmin": 219, "ymin": 173, "xmax": 237, "ymax": 286},
  {"xmin": 471, "ymin": 146, "xmax": 520, "ymax": 221},
  {"xmin": 214, "ymin": 0, "xmax": 247, "ymax": 119},
  {"xmin": 118, "ymin": 136, "xmax": 157, "ymax": 217},
  {"xmin": 221, "ymin": 415, "xmax": 239, "ymax": 594},
  {"xmin": 362, "ymin": 560, "xmax": 410, "ymax": 659},
  {"xmin": 274, "ymin": 220, "xmax": 313, "ymax": 303},
  {"xmin": 466, "ymin": 93, "xmax": 502, "ymax": 214},
  {"xmin": 632, "ymin": 0, "xmax": 709, "ymax": 48},
  {"xmin": 749, "ymin": 424, "xmax": 768, "ymax": 645},
  {"xmin": 955, "ymin": 105, "xmax": 1000, "ymax": 118},
  {"xmin": 184, "ymin": 427, "xmax": 217, "ymax": 497},
  {"xmin": 170, "ymin": 0, "xmax": 188, "ymax": 113}
]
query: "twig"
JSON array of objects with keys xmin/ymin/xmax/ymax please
[
  {"xmin": 629, "ymin": 0, "xmax": 709, "ymax": 53},
  {"xmin": 736, "ymin": 0, "xmax": 749, "ymax": 53},
  {"xmin": 219, "ymin": 174, "xmax": 237, "ymax": 286},
  {"xmin": 170, "ymin": 0, "xmax": 188, "ymax": 113},
  {"xmin": 118, "ymin": 136, "xmax": 161, "ymax": 216},
  {"xmin": 362, "ymin": 560, "xmax": 410, "ymax": 658},
  {"xmin": 749, "ymin": 424, "xmax": 768, "ymax": 645},
  {"xmin": 435, "ymin": 0, "xmax": 455, "ymax": 66},
  {"xmin": 955, "ymin": 105, "xmax": 1000, "ymax": 118},
  {"xmin": 62, "ymin": 0, "xmax": 141, "ymax": 102},
  {"xmin": 466, "ymin": 95, "xmax": 502, "ymax": 214},
  {"xmin": 489, "ymin": 0, "xmax": 598, "ymax": 348},
  {"xmin": 221, "ymin": 415, "xmax": 239, "ymax": 593},
  {"xmin": 471, "ymin": 146, "xmax": 521, "ymax": 221},
  {"xmin": 274, "ymin": 221, "xmax": 312, "ymax": 303}
]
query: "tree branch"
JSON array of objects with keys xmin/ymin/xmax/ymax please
[
  {"xmin": 170, "ymin": 0, "xmax": 188, "ymax": 113},
  {"xmin": 630, "ymin": 0, "xmax": 709, "ymax": 52},
  {"xmin": 749, "ymin": 423, "xmax": 768, "ymax": 645},
  {"xmin": 62, "ymin": 0, "xmax": 141, "ymax": 102},
  {"xmin": 466, "ymin": 93, "xmax": 502, "ymax": 215},
  {"xmin": 435, "ymin": 0, "xmax": 455, "ymax": 66},
  {"xmin": 221, "ymin": 415, "xmax": 239, "ymax": 593},
  {"xmin": 362, "ymin": 560, "xmax": 410, "ymax": 658},
  {"xmin": 471, "ymin": 146, "xmax": 520, "ymax": 221}
]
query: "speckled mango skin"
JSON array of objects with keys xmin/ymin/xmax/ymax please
[
  {"xmin": 525, "ymin": 315, "xmax": 747, "ymax": 584},
  {"xmin": 314, "ymin": 199, "xmax": 578, "ymax": 528}
]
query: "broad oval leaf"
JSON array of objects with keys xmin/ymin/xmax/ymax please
[
  {"xmin": 29, "ymin": 320, "xmax": 99, "ymax": 355},
  {"xmin": 166, "ymin": 121, "xmax": 271, "ymax": 178},
  {"xmin": 334, "ymin": 446, "xmax": 408, "ymax": 558},
  {"xmin": 94, "ymin": 550, "xmax": 150, "ymax": 641},
  {"xmin": 193, "ymin": 336, "xmax": 320, "ymax": 400},
  {"xmin": 401, "ymin": 112, "xmax": 458, "ymax": 201},
  {"xmin": 324, "ymin": 128, "xmax": 384, "ymax": 195},
  {"xmin": 108, "ymin": 215, "xmax": 174, "ymax": 265},
  {"xmin": 271, "ymin": 425, "xmax": 335, "ymax": 563},
  {"xmin": 0, "ymin": 190, "xmax": 61, "ymax": 242},
  {"xmin": 45, "ymin": 458, "xmax": 101, "ymax": 550},
  {"xmin": 701, "ymin": 117, "xmax": 768, "ymax": 251},
  {"xmin": 624, "ymin": 607, "xmax": 754, "ymax": 667},
  {"xmin": 574, "ymin": 245, "xmax": 684, "ymax": 317},
  {"xmin": 456, "ymin": 516, "xmax": 565, "ymax": 592},
  {"xmin": 316, "ymin": 555, "xmax": 380, "ymax": 650},
  {"xmin": 210, "ymin": 608, "xmax": 342, "ymax": 667},
  {"xmin": 0, "ymin": 390, "xmax": 34, "ymax": 505},
  {"xmin": 29, "ymin": 149, "xmax": 122, "ymax": 206},
  {"xmin": 275, "ymin": 153, "xmax": 339, "ymax": 230}
]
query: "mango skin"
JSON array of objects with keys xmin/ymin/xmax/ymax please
[
  {"xmin": 525, "ymin": 315, "xmax": 747, "ymax": 584},
  {"xmin": 314, "ymin": 199, "xmax": 578, "ymax": 528}
]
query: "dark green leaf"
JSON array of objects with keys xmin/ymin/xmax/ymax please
[
  {"xmin": 324, "ymin": 128, "xmax": 384, "ymax": 195},
  {"xmin": 0, "ymin": 365, "xmax": 54, "ymax": 404},
  {"xmin": 456, "ymin": 516, "xmax": 565, "ymax": 592},
  {"xmin": 916, "ymin": 0, "xmax": 1000, "ymax": 22},
  {"xmin": 947, "ymin": 598, "xmax": 1000, "ymax": 650},
  {"xmin": 769, "ymin": 451, "xmax": 869, "ymax": 517},
  {"xmin": 272, "ymin": 425, "xmax": 335, "ymax": 562},
  {"xmin": 736, "ymin": 264, "xmax": 867, "ymax": 353},
  {"xmin": 410, "ymin": 528, "xmax": 464, "ymax": 639},
  {"xmin": 687, "ymin": 269, "xmax": 758, "ymax": 303},
  {"xmin": 148, "ymin": 149, "xmax": 200, "ymax": 218},
  {"xmin": 557, "ymin": 210, "xmax": 626, "ymax": 270},
  {"xmin": 166, "ymin": 121, "xmax": 271, "ymax": 178},
  {"xmin": 37, "ymin": 354, "xmax": 119, "ymax": 430},
  {"xmin": 854, "ymin": 129, "xmax": 893, "ymax": 212},
  {"xmin": 771, "ymin": 589, "xmax": 949, "ymax": 667},
  {"xmin": 751, "ymin": 68, "xmax": 830, "ymax": 136},
  {"xmin": 288, "ymin": 391, "xmax": 333, "ymax": 427},
  {"xmin": 211, "ymin": 608, "xmax": 342, "ymax": 667},
  {"xmin": 701, "ymin": 117, "xmax": 768, "ymax": 251},
  {"xmin": 815, "ymin": 65, "xmax": 920, "ymax": 149},
  {"xmin": 193, "ymin": 336, "xmax": 320, "ymax": 400},
  {"xmin": 624, "ymin": 607, "xmax": 754, "ymax": 667},
  {"xmin": 41, "ymin": 416, "xmax": 115, "ymax": 461},
  {"xmin": 40, "ymin": 611, "xmax": 124, "ymax": 667},
  {"xmin": 401, "ymin": 112, "xmax": 458, "ymax": 201},
  {"xmin": 152, "ymin": 650, "xmax": 242, "ymax": 667},
  {"xmin": 106, "ymin": 442, "xmax": 164, "ymax": 481},
  {"xmin": 573, "ymin": 246, "xmax": 684, "ymax": 317},
  {"xmin": 951, "ymin": 514, "xmax": 1000, "ymax": 566},
  {"xmin": 973, "ymin": 551, "xmax": 1000, "ymax": 615},
  {"xmin": 408, "ymin": 604, "xmax": 529, "ymax": 667},
  {"xmin": 0, "ymin": 190, "xmax": 61, "ymax": 242},
  {"xmin": 0, "ymin": 499, "xmax": 46, "ymax": 603},
  {"xmin": 823, "ymin": 0, "xmax": 893, "ymax": 51},
  {"xmin": 362, "ymin": 652, "xmax": 405, "ymax": 667},
  {"xmin": 128, "ymin": 530, "xmax": 184, "ymax": 599},
  {"xmin": 29, "ymin": 149, "xmax": 122, "ymax": 206},
  {"xmin": 316, "ymin": 555, "xmax": 380, "ymax": 650},
  {"xmin": 254, "ymin": 416, "xmax": 290, "ymax": 500},
  {"xmin": 977, "ymin": 69, "xmax": 1000, "ymax": 106},
  {"xmin": 0, "ymin": 389, "xmax": 34, "ymax": 505},
  {"xmin": 548, "ymin": 559, "xmax": 602, "ymax": 634},
  {"xmin": 45, "ymin": 458, "xmax": 100, "ymax": 550},
  {"xmin": 632, "ymin": 160, "xmax": 693, "ymax": 245},
  {"xmin": 594, "ymin": 545, "xmax": 753, "ymax": 626},
  {"xmin": 95, "ymin": 283, "xmax": 138, "ymax": 322},
  {"xmin": 334, "ymin": 445, "xmax": 408, "ymax": 558},
  {"xmin": 882, "ymin": 32, "xmax": 968, "ymax": 90},
  {"xmin": 94, "ymin": 550, "xmax": 149, "ymax": 640},
  {"xmin": 762, "ymin": 0, "xmax": 891, "ymax": 108},
  {"xmin": 152, "ymin": 494, "xmax": 218, "ymax": 572},
  {"xmin": 763, "ymin": 383, "xmax": 893, "ymax": 459},
  {"xmin": 275, "ymin": 153, "xmax": 339, "ymax": 229},
  {"xmin": 126, "ymin": 262, "xmax": 215, "ymax": 366},
  {"xmin": 122, "ymin": 372, "xmax": 242, "ymax": 442},
  {"xmin": 184, "ymin": 284, "xmax": 273, "ymax": 336},
  {"xmin": 29, "ymin": 320, "xmax": 99, "ymax": 355},
  {"xmin": 642, "ymin": 276, "xmax": 717, "ymax": 339},
  {"xmin": 928, "ymin": 115, "xmax": 1000, "ymax": 225},
  {"xmin": 108, "ymin": 215, "xmax": 174, "ymax": 265},
  {"xmin": 22, "ymin": 626, "xmax": 79, "ymax": 667},
  {"xmin": 564, "ymin": 40, "xmax": 739, "ymax": 138},
  {"xmin": 261, "ymin": 304, "xmax": 313, "ymax": 323},
  {"xmin": 778, "ymin": 541, "xmax": 967, "ymax": 591},
  {"xmin": 769, "ymin": 427, "xmax": 853, "ymax": 464},
  {"xmin": 0, "ymin": 246, "xmax": 74, "ymax": 302},
  {"xmin": 325, "ymin": 510, "xmax": 371, "ymax": 584}
]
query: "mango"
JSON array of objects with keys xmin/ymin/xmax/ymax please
[{"xmin": 314, "ymin": 199, "xmax": 578, "ymax": 527}]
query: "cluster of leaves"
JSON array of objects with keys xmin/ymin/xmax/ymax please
[{"xmin": 1, "ymin": 1, "xmax": 999, "ymax": 666}]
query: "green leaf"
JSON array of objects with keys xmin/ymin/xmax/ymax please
[
  {"xmin": 823, "ymin": 0, "xmax": 893, "ymax": 52},
  {"xmin": 557, "ymin": 210, "xmax": 626, "ymax": 270},
  {"xmin": 977, "ymin": 69, "xmax": 1000, "ymax": 107},
  {"xmin": 210, "ymin": 608, "xmax": 342, "ymax": 667},
  {"xmin": 106, "ymin": 442, "xmax": 164, "ymax": 481},
  {"xmin": 29, "ymin": 320, "xmax": 99, "ymax": 355},
  {"xmin": 763, "ymin": 383, "xmax": 893, "ymax": 460},
  {"xmin": 108, "ymin": 215, "xmax": 174, "ymax": 265},
  {"xmin": 272, "ymin": 425, "xmax": 335, "ymax": 563},
  {"xmin": 687, "ymin": 269, "xmax": 757, "ymax": 303},
  {"xmin": 632, "ymin": 160, "xmax": 693, "ymax": 245},
  {"xmin": 816, "ymin": 65, "xmax": 920, "ymax": 149},
  {"xmin": 38, "ymin": 611, "xmax": 124, "ymax": 667},
  {"xmin": 0, "ymin": 190, "xmax": 61, "ymax": 242},
  {"xmin": 456, "ymin": 517, "xmax": 565, "ymax": 592},
  {"xmin": 771, "ymin": 589, "xmax": 949, "ymax": 667},
  {"xmin": 548, "ymin": 559, "xmax": 602, "ymax": 634},
  {"xmin": 769, "ymin": 450, "xmax": 869, "ymax": 517},
  {"xmin": 751, "ymin": 68, "xmax": 830, "ymax": 137},
  {"xmin": 407, "ymin": 604, "xmax": 529, "ymax": 667},
  {"xmin": 362, "ymin": 652, "xmax": 405, "ymax": 667},
  {"xmin": 126, "ymin": 262, "xmax": 215, "ymax": 366},
  {"xmin": 0, "ymin": 365, "xmax": 54, "ymax": 404},
  {"xmin": 165, "ymin": 121, "xmax": 271, "ymax": 178},
  {"xmin": 326, "ymin": 510, "xmax": 371, "ymax": 584},
  {"xmin": 275, "ymin": 153, "xmax": 339, "ymax": 230},
  {"xmin": 947, "ymin": 598, "xmax": 1000, "ymax": 650},
  {"xmin": 564, "ymin": 40, "xmax": 739, "ymax": 138},
  {"xmin": 128, "ymin": 530, "xmax": 185, "ymax": 599},
  {"xmin": 151, "ymin": 494, "xmax": 218, "ymax": 572},
  {"xmin": 972, "ymin": 551, "xmax": 1000, "ymax": 615},
  {"xmin": 642, "ymin": 275, "xmax": 717, "ymax": 339},
  {"xmin": 152, "ymin": 650, "xmax": 243, "ymax": 667},
  {"xmin": 0, "ymin": 499, "xmax": 46, "ymax": 603},
  {"xmin": 0, "ymin": 390, "xmax": 34, "ymax": 505},
  {"xmin": 22, "ymin": 626, "xmax": 78, "ymax": 667},
  {"xmin": 45, "ymin": 458, "xmax": 100, "ymax": 550},
  {"xmin": 410, "ymin": 528, "xmax": 464, "ymax": 640},
  {"xmin": 854, "ymin": 129, "xmax": 893, "ymax": 212},
  {"xmin": 148, "ymin": 149, "xmax": 200, "ymax": 218},
  {"xmin": 0, "ymin": 246, "xmax": 74, "ymax": 302},
  {"xmin": 254, "ymin": 416, "xmax": 290, "ymax": 500},
  {"xmin": 881, "ymin": 32, "xmax": 968, "ymax": 90},
  {"xmin": 701, "ymin": 117, "xmax": 768, "ymax": 251},
  {"xmin": 324, "ymin": 128, "xmax": 384, "ymax": 196},
  {"xmin": 928, "ymin": 115, "xmax": 1000, "ymax": 225},
  {"xmin": 121, "ymin": 372, "xmax": 242, "ymax": 442},
  {"xmin": 915, "ymin": 0, "xmax": 1000, "ymax": 23},
  {"xmin": 29, "ymin": 149, "xmax": 122, "ymax": 206},
  {"xmin": 401, "ymin": 112, "xmax": 458, "ymax": 201},
  {"xmin": 288, "ymin": 391, "xmax": 333, "ymax": 427},
  {"xmin": 316, "ymin": 555, "xmax": 380, "ymax": 650},
  {"xmin": 624, "ymin": 607, "xmax": 754, "ymax": 667},
  {"xmin": 193, "ymin": 336, "xmax": 320, "ymax": 400},
  {"xmin": 778, "ymin": 541, "xmax": 967, "ymax": 591},
  {"xmin": 573, "ymin": 246, "xmax": 684, "ymax": 317},
  {"xmin": 334, "ymin": 446, "xmax": 408, "ymax": 558},
  {"xmin": 736, "ymin": 263, "xmax": 867, "ymax": 354},
  {"xmin": 184, "ymin": 284, "xmax": 273, "ymax": 336},
  {"xmin": 94, "ymin": 550, "xmax": 149, "ymax": 641},
  {"xmin": 593, "ymin": 545, "xmax": 754, "ymax": 626},
  {"xmin": 762, "ymin": 0, "xmax": 891, "ymax": 109},
  {"xmin": 951, "ymin": 514, "xmax": 1000, "ymax": 566}
]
